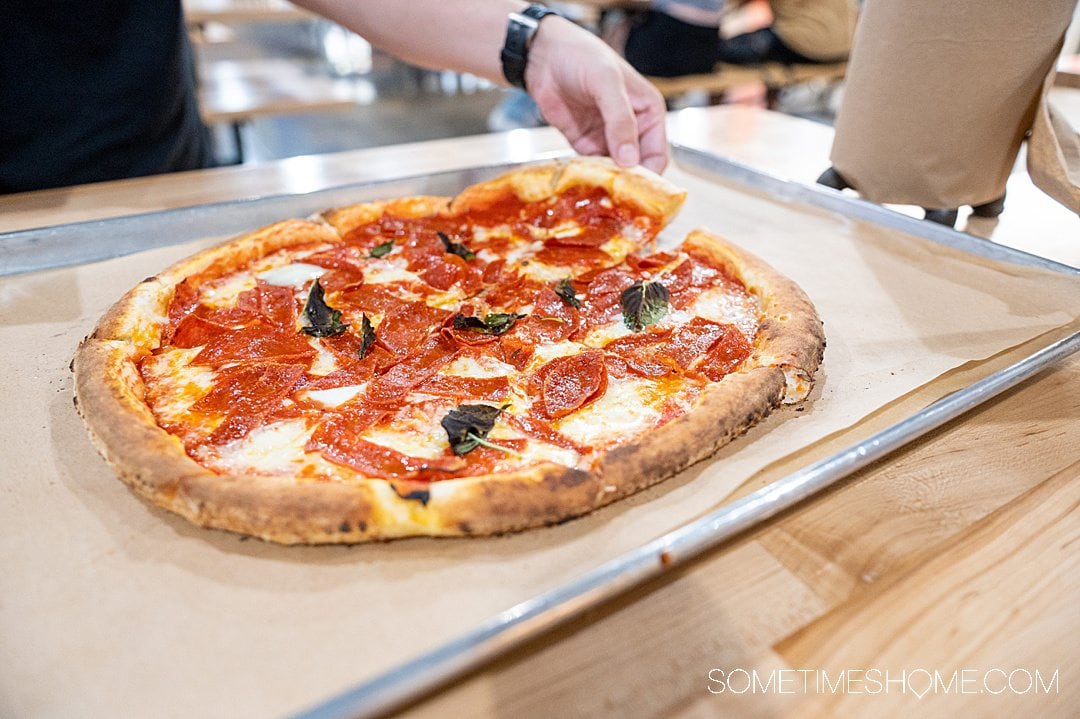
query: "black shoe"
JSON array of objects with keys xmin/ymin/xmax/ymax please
[
  {"xmin": 970, "ymin": 193, "xmax": 1006, "ymax": 218},
  {"xmin": 816, "ymin": 166, "xmax": 851, "ymax": 191},
  {"xmin": 923, "ymin": 208, "xmax": 959, "ymax": 227}
]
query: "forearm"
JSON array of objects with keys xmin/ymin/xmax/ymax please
[{"xmin": 292, "ymin": 0, "xmax": 528, "ymax": 82}]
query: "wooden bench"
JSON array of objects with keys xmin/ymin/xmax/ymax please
[
  {"xmin": 197, "ymin": 59, "xmax": 359, "ymax": 162},
  {"xmin": 649, "ymin": 61, "xmax": 847, "ymax": 100}
]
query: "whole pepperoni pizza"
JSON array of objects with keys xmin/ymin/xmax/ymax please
[{"xmin": 73, "ymin": 158, "xmax": 824, "ymax": 543}]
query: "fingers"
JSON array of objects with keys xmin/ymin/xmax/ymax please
[
  {"xmin": 628, "ymin": 76, "xmax": 669, "ymax": 173},
  {"xmin": 591, "ymin": 65, "xmax": 641, "ymax": 168}
]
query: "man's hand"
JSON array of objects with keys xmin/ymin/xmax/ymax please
[{"xmin": 526, "ymin": 17, "xmax": 668, "ymax": 174}]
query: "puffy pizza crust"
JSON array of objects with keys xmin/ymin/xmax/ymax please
[
  {"xmin": 448, "ymin": 156, "xmax": 687, "ymax": 226},
  {"xmin": 72, "ymin": 164, "xmax": 822, "ymax": 544}
]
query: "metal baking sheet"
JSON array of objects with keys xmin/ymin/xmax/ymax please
[
  {"xmin": 6, "ymin": 149, "xmax": 1077, "ymax": 718},
  {"xmin": 289, "ymin": 147, "xmax": 1080, "ymax": 718}
]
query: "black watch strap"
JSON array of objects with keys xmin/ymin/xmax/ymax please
[{"xmin": 500, "ymin": 4, "xmax": 559, "ymax": 90}]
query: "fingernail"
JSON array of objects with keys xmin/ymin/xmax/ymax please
[{"xmin": 616, "ymin": 143, "xmax": 639, "ymax": 167}]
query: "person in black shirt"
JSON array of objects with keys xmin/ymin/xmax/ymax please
[{"xmin": 1, "ymin": 1, "xmax": 211, "ymax": 193}]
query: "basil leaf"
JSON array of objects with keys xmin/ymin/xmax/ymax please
[
  {"xmin": 301, "ymin": 278, "xmax": 348, "ymax": 337},
  {"xmin": 369, "ymin": 240, "xmax": 393, "ymax": 258},
  {"xmin": 358, "ymin": 314, "xmax": 376, "ymax": 359},
  {"xmin": 441, "ymin": 404, "xmax": 504, "ymax": 456},
  {"xmin": 452, "ymin": 312, "xmax": 526, "ymax": 336},
  {"xmin": 554, "ymin": 278, "xmax": 581, "ymax": 309},
  {"xmin": 438, "ymin": 231, "xmax": 476, "ymax": 261},
  {"xmin": 620, "ymin": 280, "xmax": 669, "ymax": 332}
]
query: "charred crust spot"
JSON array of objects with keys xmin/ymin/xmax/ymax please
[
  {"xmin": 72, "ymin": 394, "xmax": 79, "ymax": 409},
  {"xmin": 457, "ymin": 521, "xmax": 473, "ymax": 535},
  {"xmin": 392, "ymin": 486, "xmax": 431, "ymax": 506},
  {"xmin": 339, "ymin": 521, "xmax": 351, "ymax": 533},
  {"xmin": 69, "ymin": 357, "xmax": 76, "ymax": 373},
  {"xmin": 141, "ymin": 276, "xmax": 158, "ymax": 284},
  {"xmin": 357, "ymin": 520, "xmax": 367, "ymax": 532}
]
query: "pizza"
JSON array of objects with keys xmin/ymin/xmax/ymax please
[{"xmin": 73, "ymin": 158, "xmax": 824, "ymax": 544}]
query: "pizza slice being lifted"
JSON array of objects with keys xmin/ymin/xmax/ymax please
[{"xmin": 73, "ymin": 158, "xmax": 824, "ymax": 543}]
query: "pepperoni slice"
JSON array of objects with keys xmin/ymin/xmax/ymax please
[
  {"xmin": 303, "ymin": 245, "xmax": 367, "ymax": 273},
  {"xmin": 665, "ymin": 318, "xmax": 734, "ymax": 369},
  {"xmin": 417, "ymin": 375, "xmax": 510, "ymax": 402},
  {"xmin": 506, "ymin": 413, "xmax": 586, "ymax": 452},
  {"xmin": 171, "ymin": 311, "xmax": 240, "ymax": 348},
  {"xmin": 507, "ymin": 288, "xmax": 579, "ymax": 345},
  {"xmin": 306, "ymin": 402, "xmax": 387, "ymax": 449},
  {"xmin": 365, "ymin": 335, "xmax": 459, "ymax": 408},
  {"xmin": 316, "ymin": 268, "xmax": 365, "ymax": 293},
  {"xmin": 376, "ymin": 301, "xmax": 451, "ymax": 357},
  {"xmin": 538, "ymin": 349, "xmax": 607, "ymax": 419},
  {"xmin": 310, "ymin": 433, "xmax": 465, "ymax": 480},
  {"xmin": 334, "ymin": 283, "xmax": 416, "ymax": 316},
  {"xmin": 627, "ymin": 250, "xmax": 679, "ymax": 272},
  {"xmin": 193, "ymin": 321, "xmax": 317, "ymax": 367},
  {"xmin": 698, "ymin": 324, "xmax": 753, "ymax": 380},
  {"xmin": 533, "ymin": 245, "xmax": 612, "ymax": 269},
  {"xmin": 192, "ymin": 363, "xmax": 306, "ymax": 445},
  {"xmin": 583, "ymin": 266, "xmax": 641, "ymax": 325},
  {"xmin": 236, "ymin": 282, "xmax": 298, "ymax": 327},
  {"xmin": 494, "ymin": 335, "xmax": 536, "ymax": 371},
  {"xmin": 163, "ymin": 279, "xmax": 201, "ymax": 344},
  {"xmin": 484, "ymin": 271, "xmax": 546, "ymax": 313}
]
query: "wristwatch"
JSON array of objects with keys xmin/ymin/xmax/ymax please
[{"xmin": 500, "ymin": 4, "xmax": 560, "ymax": 90}]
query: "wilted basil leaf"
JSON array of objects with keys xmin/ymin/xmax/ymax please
[
  {"xmin": 554, "ymin": 278, "xmax": 581, "ymax": 309},
  {"xmin": 369, "ymin": 240, "xmax": 394, "ymax": 258},
  {"xmin": 301, "ymin": 279, "xmax": 348, "ymax": 337},
  {"xmin": 620, "ymin": 280, "xmax": 669, "ymax": 332},
  {"xmin": 441, "ymin": 404, "xmax": 504, "ymax": 456},
  {"xmin": 438, "ymin": 231, "xmax": 476, "ymax": 261},
  {"xmin": 358, "ymin": 314, "xmax": 376, "ymax": 359},
  {"xmin": 453, "ymin": 312, "xmax": 526, "ymax": 336}
]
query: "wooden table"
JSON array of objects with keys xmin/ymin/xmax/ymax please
[{"xmin": 2, "ymin": 107, "xmax": 1077, "ymax": 717}]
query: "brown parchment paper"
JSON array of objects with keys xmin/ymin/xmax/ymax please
[{"xmin": 2, "ymin": 165, "xmax": 1080, "ymax": 719}]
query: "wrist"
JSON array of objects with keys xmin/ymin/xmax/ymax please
[{"xmin": 500, "ymin": 4, "xmax": 560, "ymax": 90}]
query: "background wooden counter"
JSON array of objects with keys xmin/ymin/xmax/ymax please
[{"xmin": 1, "ymin": 107, "xmax": 1077, "ymax": 717}]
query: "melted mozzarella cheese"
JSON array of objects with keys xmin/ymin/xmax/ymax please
[
  {"xmin": 555, "ymin": 377, "xmax": 662, "ymax": 448},
  {"xmin": 690, "ymin": 287, "xmax": 760, "ymax": 340},
  {"xmin": 516, "ymin": 441, "xmax": 581, "ymax": 469},
  {"xmin": 599, "ymin": 233, "xmax": 640, "ymax": 261},
  {"xmin": 517, "ymin": 260, "xmax": 571, "ymax": 283},
  {"xmin": 307, "ymin": 337, "xmax": 339, "ymax": 376},
  {"xmin": 201, "ymin": 272, "xmax": 256, "ymax": 308},
  {"xmin": 140, "ymin": 347, "xmax": 215, "ymax": 426},
  {"xmin": 582, "ymin": 319, "xmax": 634, "ymax": 348},
  {"xmin": 441, "ymin": 354, "xmax": 516, "ymax": 379},
  {"xmin": 477, "ymin": 238, "xmax": 544, "ymax": 267},
  {"xmin": 257, "ymin": 262, "xmax": 326, "ymax": 288},
  {"xmin": 209, "ymin": 419, "xmax": 313, "ymax": 474},
  {"xmin": 362, "ymin": 260, "xmax": 420, "ymax": 285},
  {"xmin": 525, "ymin": 340, "xmax": 584, "ymax": 372},
  {"xmin": 299, "ymin": 384, "xmax": 365, "ymax": 408},
  {"xmin": 361, "ymin": 411, "xmax": 448, "ymax": 459}
]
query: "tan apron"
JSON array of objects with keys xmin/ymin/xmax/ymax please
[{"xmin": 829, "ymin": 0, "xmax": 1080, "ymax": 211}]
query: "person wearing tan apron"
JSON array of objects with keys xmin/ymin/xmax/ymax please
[{"xmin": 819, "ymin": 0, "xmax": 1080, "ymax": 226}]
